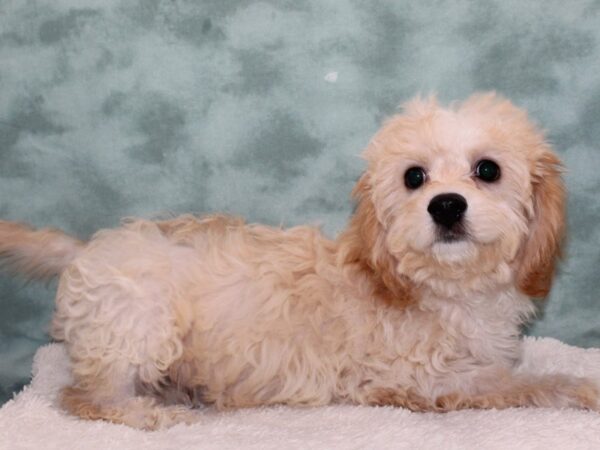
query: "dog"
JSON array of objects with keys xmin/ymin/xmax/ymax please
[{"xmin": 0, "ymin": 93, "xmax": 597, "ymax": 430}]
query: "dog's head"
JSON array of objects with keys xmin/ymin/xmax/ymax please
[{"xmin": 343, "ymin": 93, "xmax": 565, "ymax": 301}]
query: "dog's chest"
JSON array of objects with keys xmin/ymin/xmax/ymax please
[{"xmin": 358, "ymin": 288, "xmax": 532, "ymax": 385}]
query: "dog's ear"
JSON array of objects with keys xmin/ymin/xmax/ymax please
[
  {"xmin": 516, "ymin": 150, "xmax": 566, "ymax": 298},
  {"xmin": 339, "ymin": 173, "xmax": 415, "ymax": 306}
]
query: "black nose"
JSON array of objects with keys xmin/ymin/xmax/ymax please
[{"xmin": 427, "ymin": 193, "xmax": 468, "ymax": 229}]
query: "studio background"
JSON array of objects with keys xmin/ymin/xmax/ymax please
[{"xmin": 1, "ymin": 0, "xmax": 600, "ymax": 403}]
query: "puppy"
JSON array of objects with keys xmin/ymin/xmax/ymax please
[{"xmin": 1, "ymin": 93, "xmax": 597, "ymax": 430}]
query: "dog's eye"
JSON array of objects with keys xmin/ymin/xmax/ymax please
[
  {"xmin": 404, "ymin": 167, "xmax": 426, "ymax": 189},
  {"xmin": 475, "ymin": 159, "xmax": 501, "ymax": 182}
]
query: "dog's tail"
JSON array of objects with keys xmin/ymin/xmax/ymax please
[{"xmin": 0, "ymin": 221, "xmax": 85, "ymax": 281}]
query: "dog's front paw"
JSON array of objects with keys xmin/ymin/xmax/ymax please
[
  {"xmin": 434, "ymin": 392, "xmax": 475, "ymax": 411},
  {"xmin": 435, "ymin": 376, "xmax": 600, "ymax": 412},
  {"xmin": 362, "ymin": 387, "xmax": 435, "ymax": 412},
  {"xmin": 568, "ymin": 378, "xmax": 599, "ymax": 411},
  {"xmin": 150, "ymin": 405, "xmax": 201, "ymax": 430}
]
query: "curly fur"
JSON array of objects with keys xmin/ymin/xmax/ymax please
[{"xmin": 1, "ymin": 93, "xmax": 597, "ymax": 430}]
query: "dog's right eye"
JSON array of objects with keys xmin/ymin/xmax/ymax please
[{"xmin": 404, "ymin": 167, "xmax": 426, "ymax": 189}]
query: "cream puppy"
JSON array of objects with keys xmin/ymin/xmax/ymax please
[{"xmin": 0, "ymin": 93, "xmax": 596, "ymax": 430}]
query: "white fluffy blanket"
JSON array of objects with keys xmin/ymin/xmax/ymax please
[{"xmin": 2, "ymin": 338, "xmax": 600, "ymax": 450}]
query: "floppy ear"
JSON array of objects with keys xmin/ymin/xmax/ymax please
[
  {"xmin": 516, "ymin": 150, "xmax": 566, "ymax": 298},
  {"xmin": 338, "ymin": 173, "xmax": 415, "ymax": 306}
]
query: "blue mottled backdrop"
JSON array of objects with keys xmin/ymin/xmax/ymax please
[{"xmin": 1, "ymin": 0, "xmax": 600, "ymax": 403}]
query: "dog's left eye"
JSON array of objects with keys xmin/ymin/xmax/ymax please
[
  {"xmin": 475, "ymin": 159, "xmax": 501, "ymax": 182},
  {"xmin": 404, "ymin": 167, "xmax": 426, "ymax": 189}
]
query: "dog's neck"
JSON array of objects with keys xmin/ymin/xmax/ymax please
[
  {"xmin": 335, "ymin": 244, "xmax": 535, "ymax": 371},
  {"xmin": 336, "ymin": 225, "xmax": 519, "ymax": 308},
  {"xmin": 401, "ymin": 258, "xmax": 515, "ymax": 300}
]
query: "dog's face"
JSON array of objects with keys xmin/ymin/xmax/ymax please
[{"xmin": 350, "ymin": 93, "xmax": 565, "ymax": 298}]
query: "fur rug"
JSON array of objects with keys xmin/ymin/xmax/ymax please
[{"xmin": 1, "ymin": 337, "xmax": 600, "ymax": 450}]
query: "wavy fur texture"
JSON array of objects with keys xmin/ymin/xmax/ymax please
[{"xmin": 1, "ymin": 93, "xmax": 595, "ymax": 430}]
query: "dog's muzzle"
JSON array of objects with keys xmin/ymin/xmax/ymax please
[{"xmin": 427, "ymin": 193, "xmax": 467, "ymax": 239}]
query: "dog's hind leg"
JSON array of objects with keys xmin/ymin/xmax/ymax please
[
  {"xmin": 54, "ymin": 262, "xmax": 198, "ymax": 429},
  {"xmin": 58, "ymin": 332, "xmax": 199, "ymax": 430},
  {"xmin": 60, "ymin": 364, "xmax": 199, "ymax": 430},
  {"xmin": 58, "ymin": 326, "xmax": 200, "ymax": 430},
  {"xmin": 57, "ymin": 315, "xmax": 200, "ymax": 430}
]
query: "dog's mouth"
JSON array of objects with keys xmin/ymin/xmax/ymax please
[
  {"xmin": 435, "ymin": 223, "xmax": 468, "ymax": 243},
  {"xmin": 431, "ymin": 228, "xmax": 477, "ymax": 264}
]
